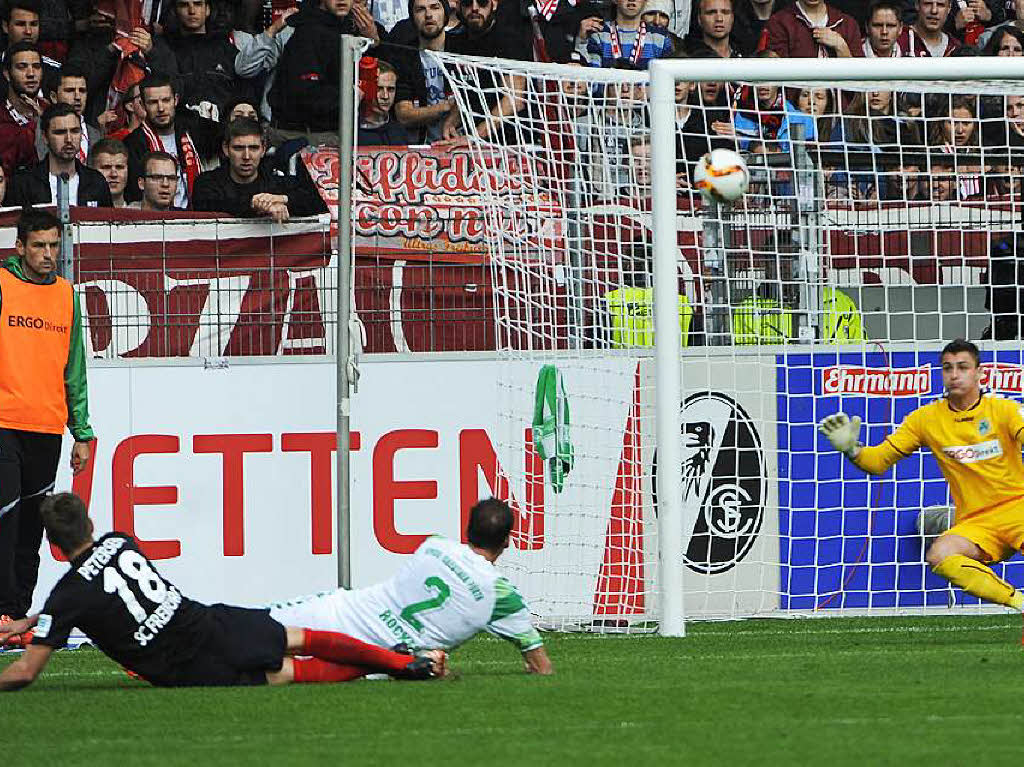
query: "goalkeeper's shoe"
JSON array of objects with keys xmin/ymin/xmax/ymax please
[{"xmin": 393, "ymin": 649, "xmax": 447, "ymax": 681}]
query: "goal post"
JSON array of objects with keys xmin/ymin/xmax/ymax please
[{"xmin": 432, "ymin": 50, "xmax": 1024, "ymax": 635}]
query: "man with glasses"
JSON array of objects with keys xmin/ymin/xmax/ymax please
[
  {"xmin": 440, "ymin": 0, "xmax": 532, "ymax": 143},
  {"xmin": 7, "ymin": 103, "xmax": 113, "ymax": 207},
  {"xmin": 132, "ymin": 151, "xmax": 180, "ymax": 211}
]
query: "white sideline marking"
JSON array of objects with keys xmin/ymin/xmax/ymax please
[{"xmin": 694, "ymin": 622, "xmax": 1015, "ymax": 639}]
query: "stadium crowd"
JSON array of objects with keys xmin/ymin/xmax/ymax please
[{"xmin": 0, "ymin": 0, "xmax": 1016, "ymax": 212}]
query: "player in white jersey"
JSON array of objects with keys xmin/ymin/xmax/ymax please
[{"xmin": 270, "ymin": 499, "xmax": 553, "ymax": 674}]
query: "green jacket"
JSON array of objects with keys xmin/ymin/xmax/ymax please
[{"xmin": 0, "ymin": 256, "xmax": 94, "ymax": 441}]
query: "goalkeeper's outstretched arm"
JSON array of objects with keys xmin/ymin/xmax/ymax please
[{"xmin": 818, "ymin": 412, "xmax": 920, "ymax": 475}]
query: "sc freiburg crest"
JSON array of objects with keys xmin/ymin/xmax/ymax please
[{"xmin": 654, "ymin": 391, "xmax": 767, "ymax": 575}]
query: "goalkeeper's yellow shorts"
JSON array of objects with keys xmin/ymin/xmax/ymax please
[{"xmin": 945, "ymin": 497, "xmax": 1024, "ymax": 562}]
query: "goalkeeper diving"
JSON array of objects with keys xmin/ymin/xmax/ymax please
[{"xmin": 819, "ymin": 339, "xmax": 1024, "ymax": 619}]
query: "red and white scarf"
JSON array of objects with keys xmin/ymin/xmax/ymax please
[
  {"xmin": 608, "ymin": 21, "xmax": 648, "ymax": 67},
  {"xmin": 141, "ymin": 121, "xmax": 202, "ymax": 198}
]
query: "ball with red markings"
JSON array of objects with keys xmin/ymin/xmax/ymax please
[{"xmin": 693, "ymin": 148, "xmax": 750, "ymax": 204}]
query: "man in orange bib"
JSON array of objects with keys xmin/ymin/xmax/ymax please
[
  {"xmin": 0, "ymin": 209, "xmax": 93, "ymax": 623},
  {"xmin": 819, "ymin": 339, "xmax": 1024, "ymax": 627}
]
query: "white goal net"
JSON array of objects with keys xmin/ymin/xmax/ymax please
[{"xmin": 433, "ymin": 52, "xmax": 1024, "ymax": 631}]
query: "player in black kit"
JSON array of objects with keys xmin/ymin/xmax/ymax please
[{"xmin": 0, "ymin": 493, "xmax": 447, "ymax": 690}]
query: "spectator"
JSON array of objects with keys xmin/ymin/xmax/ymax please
[
  {"xmin": 1, "ymin": 0, "xmax": 60, "ymax": 81},
  {"xmin": 976, "ymin": 0, "xmax": 1024, "ymax": 47},
  {"xmin": 65, "ymin": 11, "xmax": 178, "ymax": 128},
  {"xmin": 223, "ymin": 95, "xmax": 261, "ymax": 123},
  {"xmin": 667, "ymin": 52, "xmax": 732, "ymax": 183},
  {"xmin": 795, "ymin": 86, "xmax": 838, "ymax": 140},
  {"xmin": 6, "ymin": 103, "xmax": 113, "ymax": 206},
  {"xmin": 233, "ymin": 7, "xmax": 298, "ymax": 123},
  {"xmin": 131, "ymin": 151, "xmax": 180, "ymax": 210},
  {"xmin": 732, "ymin": 0, "xmax": 777, "ymax": 54},
  {"xmin": 728, "ymin": 82, "xmax": 818, "ymax": 152},
  {"xmin": 1005, "ymin": 94, "xmax": 1024, "ymax": 147},
  {"xmin": 106, "ymin": 81, "xmax": 147, "ymax": 141},
  {"xmin": 192, "ymin": 117, "xmax": 327, "ymax": 218},
  {"xmin": 358, "ymin": 60, "xmax": 410, "ymax": 145},
  {"xmin": 0, "ymin": 43, "xmax": 43, "ymax": 177},
  {"xmin": 928, "ymin": 94, "xmax": 984, "ymax": 198},
  {"xmin": 441, "ymin": 0, "xmax": 532, "ymax": 142},
  {"xmin": 947, "ymin": 0, "xmax": 999, "ymax": 46},
  {"xmin": 34, "ymin": 67, "xmax": 101, "ymax": 162},
  {"xmin": 267, "ymin": 0, "xmax": 383, "ymax": 144},
  {"xmin": 897, "ymin": 0, "xmax": 962, "ymax": 56},
  {"xmin": 390, "ymin": 0, "xmax": 454, "ymax": 143},
  {"xmin": 688, "ymin": 0, "xmax": 739, "ymax": 57},
  {"xmin": 88, "ymin": 138, "xmax": 129, "ymax": 207},
  {"xmin": 576, "ymin": 0, "xmax": 674, "ymax": 69},
  {"xmin": 763, "ymin": 0, "xmax": 862, "ymax": 57},
  {"xmin": 164, "ymin": 0, "xmax": 242, "ymax": 120},
  {"xmin": 982, "ymin": 23, "xmax": 1024, "ymax": 52},
  {"xmin": 123, "ymin": 74, "xmax": 221, "ymax": 208},
  {"xmin": 642, "ymin": 0, "xmax": 672, "ymax": 28},
  {"xmin": 862, "ymin": 0, "xmax": 903, "ymax": 56}
]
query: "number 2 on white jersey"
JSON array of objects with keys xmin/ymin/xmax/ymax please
[
  {"xmin": 103, "ymin": 550, "xmax": 169, "ymax": 623},
  {"xmin": 400, "ymin": 576, "xmax": 451, "ymax": 631}
]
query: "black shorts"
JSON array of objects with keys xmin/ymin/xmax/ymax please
[{"xmin": 169, "ymin": 605, "xmax": 287, "ymax": 688}]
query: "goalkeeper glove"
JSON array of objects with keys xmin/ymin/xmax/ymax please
[{"xmin": 818, "ymin": 413, "xmax": 862, "ymax": 458}]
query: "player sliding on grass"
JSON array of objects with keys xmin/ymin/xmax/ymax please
[
  {"xmin": 270, "ymin": 498, "xmax": 553, "ymax": 675},
  {"xmin": 820, "ymin": 338, "xmax": 1024, "ymax": 622},
  {"xmin": 0, "ymin": 493, "xmax": 446, "ymax": 690}
]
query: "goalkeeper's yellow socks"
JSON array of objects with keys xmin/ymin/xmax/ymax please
[{"xmin": 933, "ymin": 555, "xmax": 1024, "ymax": 611}]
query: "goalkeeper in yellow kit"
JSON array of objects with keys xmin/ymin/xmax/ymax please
[{"xmin": 819, "ymin": 339, "xmax": 1024, "ymax": 617}]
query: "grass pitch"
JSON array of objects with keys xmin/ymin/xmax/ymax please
[{"xmin": 4, "ymin": 614, "xmax": 1023, "ymax": 766}]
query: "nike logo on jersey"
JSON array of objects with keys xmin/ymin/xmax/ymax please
[{"xmin": 942, "ymin": 439, "xmax": 1003, "ymax": 464}]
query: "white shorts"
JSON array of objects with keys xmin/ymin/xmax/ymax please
[{"xmin": 268, "ymin": 589, "xmax": 392, "ymax": 648}]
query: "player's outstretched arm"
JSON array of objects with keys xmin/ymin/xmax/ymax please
[
  {"xmin": 818, "ymin": 412, "xmax": 915, "ymax": 476},
  {"xmin": 0, "ymin": 645, "xmax": 53, "ymax": 691},
  {"xmin": 523, "ymin": 646, "xmax": 553, "ymax": 675}
]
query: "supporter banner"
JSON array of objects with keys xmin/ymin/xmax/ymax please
[
  {"xmin": 779, "ymin": 347, "xmax": 1024, "ymax": 610},
  {"xmin": 0, "ymin": 208, "xmax": 335, "ymax": 357},
  {"xmin": 32, "ymin": 356, "xmax": 640, "ymax": 619},
  {"xmin": 302, "ymin": 145, "xmax": 564, "ymax": 262}
]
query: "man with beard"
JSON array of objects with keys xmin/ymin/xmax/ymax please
[
  {"xmin": 34, "ymin": 67, "xmax": 102, "ymax": 162},
  {"xmin": 389, "ymin": 0, "xmax": 454, "ymax": 143},
  {"xmin": 7, "ymin": 103, "xmax": 112, "ymax": 206},
  {"xmin": 164, "ymin": 0, "xmax": 242, "ymax": 120},
  {"xmin": 575, "ymin": 0, "xmax": 673, "ymax": 69},
  {"xmin": 123, "ymin": 74, "xmax": 221, "ymax": 208},
  {"xmin": 0, "ymin": 42, "xmax": 42, "ymax": 177},
  {"xmin": 191, "ymin": 118, "xmax": 326, "ymax": 218},
  {"xmin": 440, "ymin": 0, "xmax": 532, "ymax": 143},
  {"xmin": 0, "ymin": 1, "xmax": 61, "ymax": 83},
  {"xmin": 267, "ymin": 0, "xmax": 383, "ymax": 144}
]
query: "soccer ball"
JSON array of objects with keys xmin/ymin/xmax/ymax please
[{"xmin": 693, "ymin": 148, "xmax": 750, "ymax": 204}]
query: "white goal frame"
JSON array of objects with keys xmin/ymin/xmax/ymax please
[{"xmin": 649, "ymin": 56, "xmax": 1024, "ymax": 637}]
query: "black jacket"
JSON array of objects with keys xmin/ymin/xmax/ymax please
[
  {"xmin": 123, "ymin": 112, "xmax": 222, "ymax": 203},
  {"xmin": 165, "ymin": 30, "xmax": 245, "ymax": 117},
  {"xmin": 268, "ymin": 7, "xmax": 382, "ymax": 132},
  {"xmin": 66, "ymin": 30, "xmax": 179, "ymax": 126},
  {"xmin": 6, "ymin": 158, "xmax": 112, "ymax": 207},
  {"xmin": 191, "ymin": 164, "xmax": 327, "ymax": 218}
]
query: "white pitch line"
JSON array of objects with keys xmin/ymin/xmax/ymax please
[{"xmin": 692, "ymin": 622, "xmax": 1016, "ymax": 639}]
